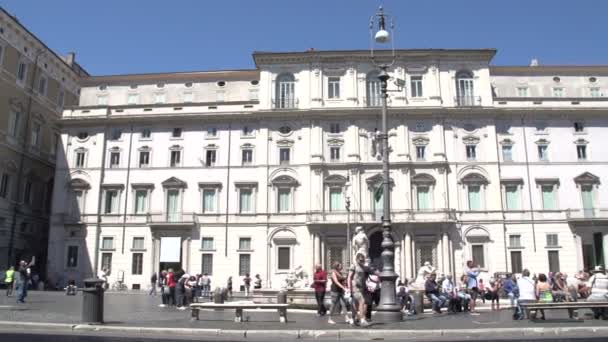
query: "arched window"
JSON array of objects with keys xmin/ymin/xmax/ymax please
[
  {"xmin": 276, "ymin": 73, "xmax": 295, "ymax": 109},
  {"xmin": 455, "ymin": 71, "xmax": 475, "ymax": 106},
  {"xmin": 366, "ymin": 72, "xmax": 381, "ymax": 107}
]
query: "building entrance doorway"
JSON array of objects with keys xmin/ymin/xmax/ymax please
[
  {"xmin": 369, "ymin": 231, "xmax": 383, "ymax": 269},
  {"xmin": 159, "ymin": 237, "xmax": 183, "ymax": 273}
]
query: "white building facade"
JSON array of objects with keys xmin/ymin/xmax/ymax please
[{"xmin": 47, "ymin": 49, "xmax": 608, "ymax": 289}]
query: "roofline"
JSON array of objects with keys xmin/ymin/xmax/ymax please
[
  {"xmin": 491, "ymin": 65, "xmax": 608, "ymax": 76},
  {"xmin": 0, "ymin": 6, "xmax": 89, "ymax": 77},
  {"xmin": 80, "ymin": 69, "xmax": 260, "ymax": 86}
]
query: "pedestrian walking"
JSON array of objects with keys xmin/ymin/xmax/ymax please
[
  {"xmin": 254, "ymin": 274, "xmax": 262, "ymax": 289},
  {"xmin": 15, "ymin": 257, "xmax": 35, "ymax": 304},
  {"xmin": 158, "ymin": 270, "xmax": 168, "ymax": 307},
  {"xmin": 200, "ymin": 273, "xmax": 211, "ymax": 298},
  {"xmin": 327, "ymin": 262, "xmax": 351, "ymax": 324},
  {"xmin": 227, "ymin": 276, "xmax": 233, "ymax": 298},
  {"xmin": 149, "ymin": 272, "xmax": 158, "ymax": 296},
  {"xmin": 348, "ymin": 253, "xmax": 373, "ymax": 327},
  {"xmin": 243, "ymin": 273, "xmax": 251, "ymax": 297},
  {"xmin": 464, "ymin": 260, "xmax": 482, "ymax": 314},
  {"xmin": 5, "ymin": 266, "xmax": 14, "ymax": 296},
  {"xmin": 166, "ymin": 268, "xmax": 177, "ymax": 307},
  {"xmin": 312, "ymin": 264, "xmax": 328, "ymax": 316}
]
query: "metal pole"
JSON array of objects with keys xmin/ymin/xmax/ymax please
[
  {"xmin": 346, "ymin": 196, "xmax": 351, "ymax": 267},
  {"xmin": 374, "ymin": 65, "xmax": 402, "ymax": 322}
]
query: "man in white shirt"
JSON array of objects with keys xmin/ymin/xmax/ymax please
[{"xmin": 515, "ymin": 269, "xmax": 536, "ymax": 319}]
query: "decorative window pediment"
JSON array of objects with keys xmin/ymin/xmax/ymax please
[
  {"xmin": 412, "ymin": 136, "xmax": 429, "ymax": 146},
  {"xmin": 411, "ymin": 173, "xmax": 436, "ymax": 185},
  {"xmin": 138, "ymin": 145, "xmax": 151, "ymax": 151},
  {"xmin": 535, "ymin": 178, "xmax": 560, "ymax": 186},
  {"xmin": 101, "ymin": 183, "xmax": 124, "ymax": 190},
  {"xmin": 500, "ymin": 178, "xmax": 524, "ymax": 185},
  {"xmin": 272, "ymin": 175, "xmax": 299, "ymax": 187},
  {"xmin": 69, "ymin": 178, "xmax": 91, "ymax": 190},
  {"xmin": 535, "ymin": 138, "xmax": 550, "ymax": 146},
  {"xmin": 500, "ymin": 139, "xmax": 514, "ymax": 146},
  {"xmin": 205, "ymin": 143, "xmax": 218, "ymax": 150},
  {"xmin": 324, "ymin": 174, "xmax": 347, "ymax": 185},
  {"xmin": 198, "ymin": 182, "xmax": 222, "ymax": 189},
  {"xmin": 169, "ymin": 145, "xmax": 182, "ymax": 151},
  {"xmin": 131, "ymin": 183, "xmax": 154, "ymax": 189},
  {"xmin": 327, "ymin": 138, "xmax": 344, "ymax": 147},
  {"xmin": 161, "ymin": 177, "xmax": 187, "ymax": 188},
  {"xmin": 276, "ymin": 138, "xmax": 294, "ymax": 147},
  {"xmin": 235, "ymin": 181, "xmax": 258, "ymax": 188},
  {"xmin": 366, "ymin": 174, "xmax": 395, "ymax": 188},
  {"xmin": 574, "ymin": 172, "xmax": 600, "ymax": 185},
  {"xmin": 462, "ymin": 135, "xmax": 480, "ymax": 145},
  {"xmin": 460, "ymin": 173, "xmax": 489, "ymax": 185}
]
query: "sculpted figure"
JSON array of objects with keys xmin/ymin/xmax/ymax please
[
  {"xmin": 414, "ymin": 261, "xmax": 436, "ymax": 286},
  {"xmin": 352, "ymin": 226, "xmax": 370, "ymax": 265}
]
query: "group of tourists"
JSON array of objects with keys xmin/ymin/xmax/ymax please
[{"xmin": 4, "ymin": 257, "xmax": 35, "ymax": 304}]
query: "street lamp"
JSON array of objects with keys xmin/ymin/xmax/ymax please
[
  {"xmin": 345, "ymin": 175, "xmax": 352, "ymax": 267},
  {"xmin": 369, "ymin": 6, "xmax": 402, "ymax": 322}
]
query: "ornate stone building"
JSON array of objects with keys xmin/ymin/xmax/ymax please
[{"xmin": 47, "ymin": 49, "xmax": 608, "ymax": 289}]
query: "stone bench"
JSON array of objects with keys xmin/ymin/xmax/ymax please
[
  {"xmin": 519, "ymin": 301, "xmax": 608, "ymax": 320},
  {"xmin": 190, "ymin": 302, "xmax": 289, "ymax": 323}
]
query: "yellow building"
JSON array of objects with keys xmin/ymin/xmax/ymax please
[{"xmin": 0, "ymin": 7, "xmax": 86, "ymax": 271}]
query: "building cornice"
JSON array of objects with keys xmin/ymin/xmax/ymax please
[
  {"xmin": 80, "ymin": 70, "xmax": 260, "ymax": 86},
  {"xmin": 491, "ymin": 65, "xmax": 608, "ymax": 76}
]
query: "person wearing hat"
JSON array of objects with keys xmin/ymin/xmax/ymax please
[{"xmin": 587, "ymin": 265, "xmax": 608, "ymax": 319}]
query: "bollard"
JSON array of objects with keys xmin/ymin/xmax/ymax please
[
  {"xmin": 82, "ymin": 278, "xmax": 105, "ymax": 324},
  {"xmin": 277, "ymin": 291, "xmax": 287, "ymax": 304},
  {"xmin": 411, "ymin": 290, "xmax": 424, "ymax": 315},
  {"xmin": 213, "ymin": 287, "xmax": 224, "ymax": 304}
]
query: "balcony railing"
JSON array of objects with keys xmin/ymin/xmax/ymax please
[
  {"xmin": 146, "ymin": 212, "xmax": 197, "ymax": 225},
  {"xmin": 306, "ymin": 209, "xmax": 457, "ymax": 223},
  {"xmin": 566, "ymin": 208, "xmax": 608, "ymax": 221},
  {"xmin": 272, "ymin": 97, "xmax": 297, "ymax": 109},
  {"xmin": 455, "ymin": 96, "xmax": 482, "ymax": 107}
]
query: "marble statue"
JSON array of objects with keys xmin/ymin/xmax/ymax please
[
  {"xmin": 352, "ymin": 226, "xmax": 370, "ymax": 265},
  {"xmin": 280, "ymin": 265, "xmax": 309, "ymax": 290},
  {"xmin": 412, "ymin": 261, "xmax": 436, "ymax": 289}
]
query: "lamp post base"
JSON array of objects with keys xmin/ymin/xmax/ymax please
[
  {"xmin": 373, "ymin": 309, "xmax": 404, "ymax": 323},
  {"xmin": 374, "ymin": 271, "xmax": 403, "ymax": 323}
]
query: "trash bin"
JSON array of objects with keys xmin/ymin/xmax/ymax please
[
  {"xmin": 82, "ymin": 277, "xmax": 105, "ymax": 324},
  {"xmin": 277, "ymin": 291, "xmax": 287, "ymax": 304},
  {"xmin": 411, "ymin": 290, "xmax": 424, "ymax": 315},
  {"xmin": 213, "ymin": 287, "xmax": 224, "ymax": 304}
]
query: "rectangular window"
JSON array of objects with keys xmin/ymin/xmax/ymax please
[
  {"xmin": 510, "ymin": 251, "xmax": 523, "ymax": 274},
  {"xmin": 505, "ymin": 185, "xmax": 519, "ymax": 210},
  {"xmin": 329, "ymin": 123, "xmax": 340, "ymax": 134},
  {"xmin": 67, "ymin": 246, "xmax": 78, "ymax": 268},
  {"xmin": 134, "ymin": 190, "xmax": 148, "ymax": 214},
  {"xmin": 97, "ymin": 95, "xmax": 108, "ymax": 106},
  {"xmin": 76, "ymin": 151, "xmax": 86, "ymax": 167},
  {"xmin": 132, "ymin": 237, "xmax": 145, "ymax": 250},
  {"xmin": 509, "ymin": 235, "xmax": 521, "ymax": 247},
  {"xmin": 410, "ymin": 76, "xmax": 423, "ymax": 97},
  {"xmin": 242, "ymin": 149, "xmax": 253, "ymax": 165},
  {"xmin": 577, "ymin": 145, "xmax": 587, "ymax": 160},
  {"xmin": 0, "ymin": 173, "xmax": 9, "ymax": 198},
  {"xmin": 139, "ymin": 151, "xmax": 150, "ymax": 167},
  {"xmin": 102, "ymin": 237, "xmax": 114, "ymax": 250},
  {"xmin": 277, "ymin": 188, "xmax": 291, "ymax": 213},
  {"xmin": 110, "ymin": 152, "xmax": 120, "ymax": 168},
  {"xmin": 207, "ymin": 127, "xmax": 217, "ymax": 137},
  {"xmin": 574, "ymin": 122, "xmax": 585, "ymax": 132},
  {"xmin": 278, "ymin": 247, "xmax": 290, "ymax": 270},
  {"xmin": 328, "ymin": 77, "xmax": 340, "ymax": 99},
  {"xmin": 279, "ymin": 148, "xmax": 290, "ymax": 165},
  {"xmin": 8, "ymin": 111, "xmax": 21, "ymax": 137},
  {"xmin": 330, "ymin": 147, "xmax": 340, "ymax": 162},
  {"xmin": 502, "ymin": 145, "xmax": 513, "ymax": 161},
  {"xmin": 38, "ymin": 76, "xmax": 47, "ymax": 95},
  {"xmin": 202, "ymin": 254, "xmax": 213, "ymax": 275},
  {"xmin": 201, "ymin": 237, "xmax": 214, "ymax": 250},
  {"xmin": 417, "ymin": 186, "xmax": 431, "ymax": 210},
  {"xmin": 239, "ymin": 237, "xmax": 251, "ymax": 250},
  {"xmin": 468, "ymin": 185, "xmax": 481, "ymax": 210},
  {"xmin": 546, "ymin": 234, "xmax": 559, "ymax": 247},
  {"xmin": 471, "ymin": 245, "xmax": 485, "ymax": 268},
  {"xmin": 538, "ymin": 145, "xmax": 548, "ymax": 161},
  {"xmin": 30, "ymin": 122, "xmax": 41, "ymax": 147},
  {"xmin": 238, "ymin": 254, "xmax": 251, "ymax": 276},
  {"xmin": 23, "ymin": 180, "xmax": 32, "ymax": 205},
  {"xmin": 127, "ymin": 93, "xmax": 139, "ymax": 105},
  {"xmin": 329, "ymin": 188, "xmax": 342, "ymax": 211},
  {"xmin": 17, "ymin": 61, "xmax": 27, "ymax": 83},
  {"xmin": 131, "ymin": 253, "xmax": 143, "ymax": 275},
  {"xmin": 104, "ymin": 190, "xmax": 119, "ymax": 214},
  {"xmin": 466, "ymin": 145, "xmax": 476, "ymax": 160},
  {"xmin": 239, "ymin": 189, "xmax": 252, "ymax": 213},
  {"xmin": 581, "ymin": 185, "xmax": 594, "ymax": 216},
  {"xmin": 141, "ymin": 129, "xmax": 151, "ymax": 139},
  {"xmin": 101, "ymin": 253, "xmax": 112, "ymax": 271},
  {"xmin": 170, "ymin": 150, "xmax": 181, "ymax": 167},
  {"xmin": 552, "ymin": 88, "xmax": 563, "ymax": 97},
  {"xmin": 202, "ymin": 189, "xmax": 216, "ymax": 213},
  {"xmin": 517, "ymin": 87, "xmax": 528, "ymax": 97},
  {"xmin": 541, "ymin": 185, "xmax": 557, "ymax": 210},
  {"xmin": 590, "ymin": 88, "xmax": 600, "ymax": 98},
  {"xmin": 416, "ymin": 146, "xmax": 425, "ymax": 160},
  {"xmin": 548, "ymin": 251, "xmax": 560, "ymax": 273},
  {"xmin": 172, "ymin": 128, "xmax": 182, "ymax": 138},
  {"xmin": 110, "ymin": 129, "xmax": 122, "ymax": 140},
  {"xmin": 249, "ymin": 89, "xmax": 259, "ymax": 101},
  {"xmin": 242, "ymin": 126, "xmax": 253, "ymax": 136},
  {"xmin": 154, "ymin": 93, "xmax": 165, "ymax": 104},
  {"xmin": 205, "ymin": 150, "xmax": 216, "ymax": 167},
  {"xmin": 57, "ymin": 90, "xmax": 65, "ymax": 108}
]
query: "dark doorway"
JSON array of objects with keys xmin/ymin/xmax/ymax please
[{"xmin": 369, "ymin": 231, "xmax": 383, "ymax": 270}]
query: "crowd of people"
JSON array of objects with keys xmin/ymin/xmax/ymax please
[{"xmin": 3, "ymin": 257, "xmax": 36, "ymax": 303}]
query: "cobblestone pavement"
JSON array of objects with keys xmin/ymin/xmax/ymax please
[{"xmin": 1, "ymin": 291, "xmax": 608, "ymax": 331}]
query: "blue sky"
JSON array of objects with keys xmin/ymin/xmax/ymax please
[{"xmin": 2, "ymin": 0, "xmax": 607, "ymax": 75}]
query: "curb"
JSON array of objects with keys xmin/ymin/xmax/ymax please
[{"xmin": 1, "ymin": 321, "xmax": 608, "ymax": 340}]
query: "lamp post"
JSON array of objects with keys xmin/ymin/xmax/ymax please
[
  {"xmin": 369, "ymin": 6, "xmax": 402, "ymax": 322},
  {"xmin": 345, "ymin": 193, "xmax": 351, "ymax": 267}
]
